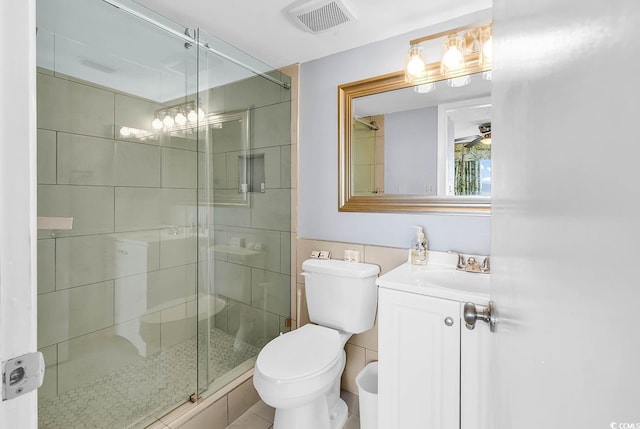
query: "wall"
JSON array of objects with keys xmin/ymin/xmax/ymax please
[
  {"xmin": 385, "ymin": 107, "xmax": 438, "ymax": 195},
  {"xmin": 299, "ymin": 9, "xmax": 492, "ymax": 255}
]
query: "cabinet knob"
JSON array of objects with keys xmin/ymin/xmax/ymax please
[{"xmin": 444, "ymin": 317, "xmax": 454, "ymax": 327}]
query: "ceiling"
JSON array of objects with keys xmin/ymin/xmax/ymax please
[{"xmin": 136, "ymin": 0, "xmax": 492, "ymax": 68}]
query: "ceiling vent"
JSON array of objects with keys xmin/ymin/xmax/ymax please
[{"xmin": 285, "ymin": 0, "xmax": 356, "ymax": 33}]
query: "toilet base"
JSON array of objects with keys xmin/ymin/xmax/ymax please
[{"xmin": 273, "ymin": 396, "xmax": 348, "ymax": 429}]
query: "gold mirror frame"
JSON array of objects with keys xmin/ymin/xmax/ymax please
[{"xmin": 338, "ymin": 54, "xmax": 491, "ymax": 214}]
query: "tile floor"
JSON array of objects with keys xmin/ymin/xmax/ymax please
[{"xmin": 225, "ymin": 390, "xmax": 361, "ymax": 429}]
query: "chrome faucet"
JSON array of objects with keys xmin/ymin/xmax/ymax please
[{"xmin": 448, "ymin": 251, "xmax": 490, "ymax": 273}]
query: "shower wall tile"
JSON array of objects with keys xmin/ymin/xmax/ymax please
[
  {"xmin": 162, "ymin": 147, "xmax": 197, "ymax": 189},
  {"xmin": 37, "ymin": 129, "xmax": 57, "ymax": 184},
  {"xmin": 262, "ymin": 146, "xmax": 282, "ymax": 190},
  {"xmin": 56, "ymin": 231, "xmax": 160, "ymax": 289},
  {"xmin": 38, "ymin": 238, "xmax": 55, "ymax": 295},
  {"xmin": 281, "ymin": 232, "xmax": 291, "ymax": 275},
  {"xmin": 281, "ymin": 145, "xmax": 292, "ymax": 189},
  {"xmin": 114, "ymin": 264, "xmax": 195, "ymax": 324},
  {"xmin": 57, "ymin": 133, "xmax": 115, "ymax": 185},
  {"xmin": 226, "ymin": 300, "xmax": 279, "ymax": 348},
  {"xmin": 161, "ymin": 188, "xmax": 198, "ymax": 227},
  {"xmin": 213, "ymin": 204, "xmax": 251, "ymax": 228},
  {"xmin": 38, "ymin": 281, "xmax": 115, "ymax": 348},
  {"xmin": 214, "ymin": 261, "xmax": 251, "ymax": 304},
  {"xmin": 160, "ymin": 228, "xmax": 197, "ymax": 269},
  {"xmin": 250, "ymin": 189, "xmax": 291, "ymax": 231},
  {"xmin": 164, "ymin": 133, "xmax": 198, "ymax": 152},
  {"xmin": 114, "ymin": 93, "xmax": 161, "ymax": 137},
  {"xmin": 38, "ymin": 344, "xmax": 57, "ymax": 401},
  {"xmin": 222, "ymin": 226, "xmax": 281, "ymax": 272},
  {"xmin": 251, "ymin": 269, "xmax": 291, "ymax": 318},
  {"xmin": 37, "ymin": 73, "xmax": 114, "ymax": 139},
  {"xmin": 253, "ymin": 102, "xmax": 291, "ymax": 149},
  {"xmin": 115, "ymin": 187, "xmax": 162, "ymax": 231},
  {"xmin": 56, "ymin": 325, "xmax": 144, "ymax": 394},
  {"xmin": 115, "ymin": 141, "xmax": 161, "ymax": 187},
  {"xmin": 37, "ymin": 185, "xmax": 114, "ymax": 238}
]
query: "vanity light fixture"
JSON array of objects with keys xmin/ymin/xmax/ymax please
[
  {"xmin": 152, "ymin": 100, "xmax": 208, "ymax": 133},
  {"xmin": 403, "ymin": 21, "xmax": 492, "ymax": 85}
]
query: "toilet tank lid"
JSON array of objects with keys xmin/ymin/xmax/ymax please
[{"xmin": 302, "ymin": 259, "xmax": 380, "ymax": 278}]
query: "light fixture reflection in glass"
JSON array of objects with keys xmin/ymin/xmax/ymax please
[
  {"xmin": 405, "ymin": 44, "xmax": 427, "ymax": 81},
  {"xmin": 441, "ymin": 34, "xmax": 465, "ymax": 74},
  {"xmin": 152, "ymin": 118, "xmax": 163, "ymax": 130},
  {"xmin": 414, "ymin": 82, "xmax": 435, "ymax": 93},
  {"xmin": 175, "ymin": 112, "xmax": 187, "ymax": 126},
  {"xmin": 482, "ymin": 70, "xmax": 492, "ymax": 80},
  {"xmin": 480, "ymin": 25, "xmax": 493, "ymax": 68},
  {"xmin": 119, "ymin": 126, "xmax": 131, "ymax": 137},
  {"xmin": 163, "ymin": 114, "xmax": 175, "ymax": 128},
  {"xmin": 187, "ymin": 109, "xmax": 198, "ymax": 123},
  {"xmin": 197, "ymin": 108, "xmax": 205, "ymax": 121},
  {"xmin": 447, "ymin": 75, "xmax": 471, "ymax": 87}
]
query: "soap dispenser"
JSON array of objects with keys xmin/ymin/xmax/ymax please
[{"xmin": 410, "ymin": 226, "xmax": 428, "ymax": 265}]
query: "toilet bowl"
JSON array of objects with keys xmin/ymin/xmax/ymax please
[
  {"xmin": 253, "ymin": 259, "xmax": 380, "ymax": 429},
  {"xmin": 254, "ymin": 324, "xmax": 350, "ymax": 429}
]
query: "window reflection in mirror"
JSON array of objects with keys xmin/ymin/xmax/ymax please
[{"xmin": 351, "ymin": 72, "xmax": 490, "ymax": 198}]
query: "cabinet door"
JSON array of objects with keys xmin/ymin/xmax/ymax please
[{"xmin": 378, "ymin": 288, "xmax": 460, "ymax": 429}]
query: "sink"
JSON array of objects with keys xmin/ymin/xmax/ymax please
[{"xmin": 376, "ymin": 251, "xmax": 490, "ymax": 303}]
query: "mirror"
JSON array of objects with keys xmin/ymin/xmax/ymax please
[{"xmin": 338, "ymin": 68, "xmax": 491, "ymax": 214}]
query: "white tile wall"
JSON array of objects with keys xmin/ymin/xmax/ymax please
[
  {"xmin": 251, "ymin": 269, "xmax": 290, "ymax": 317},
  {"xmin": 38, "ymin": 184, "xmax": 114, "ymax": 238},
  {"xmin": 115, "ymin": 140, "xmax": 161, "ymax": 187},
  {"xmin": 215, "ymin": 261, "xmax": 252, "ymax": 304},
  {"xmin": 37, "ymin": 73, "xmax": 114, "ymax": 139},
  {"xmin": 37, "ymin": 129, "xmax": 56, "ymax": 184},
  {"xmin": 57, "ymin": 133, "xmax": 115, "ymax": 185},
  {"xmin": 252, "ymin": 102, "xmax": 290, "ymax": 149},
  {"xmin": 250, "ymin": 190, "xmax": 291, "ymax": 231},
  {"xmin": 38, "ymin": 281, "xmax": 115, "ymax": 348},
  {"xmin": 162, "ymin": 147, "xmax": 197, "ymax": 189},
  {"xmin": 37, "ymin": 238, "xmax": 55, "ymax": 294}
]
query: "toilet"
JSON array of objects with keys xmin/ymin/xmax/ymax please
[{"xmin": 253, "ymin": 258, "xmax": 380, "ymax": 429}]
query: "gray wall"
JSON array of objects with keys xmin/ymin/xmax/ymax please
[
  {"xmin": 385, "ymin": 107, "xmax": 438, "ymax": 195},
  {"xmin": 298, "ymin": 9, "xmax": 492, "ymax": 254}
]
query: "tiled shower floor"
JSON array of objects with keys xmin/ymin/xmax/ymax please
[{"xmin": 39, "ymin": 329, "xmax": 259, "ymax": 429}]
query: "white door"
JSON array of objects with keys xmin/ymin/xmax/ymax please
[
  {"xmin": 0, "ymin": 0, "xmax": 38, "ymax": 428},
  {"xmin": 491, "ymin": 0, "xmax": 640, "ymax": 427}
]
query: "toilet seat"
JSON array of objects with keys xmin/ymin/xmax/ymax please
[{"xmin": 256, "ymin": 324, "xmax": 343, "ymax": 382}]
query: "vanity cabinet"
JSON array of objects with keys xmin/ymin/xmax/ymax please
[{"xmin": 377, "ymin": 264, "xmax": 490, "ymax": 429}]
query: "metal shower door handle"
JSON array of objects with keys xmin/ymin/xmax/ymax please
[{"xmin": 463, "ymin": 301, "xmax": 496, "ymax": 332}]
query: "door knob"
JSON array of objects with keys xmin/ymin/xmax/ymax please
[{"xmin": 463, "ymin": 301, "xmax": 496, "ymax": 332}]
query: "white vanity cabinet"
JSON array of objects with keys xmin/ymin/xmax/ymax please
[{"xmin": 377, "ymin": 259, "xmax": 490, "ymax": 429}]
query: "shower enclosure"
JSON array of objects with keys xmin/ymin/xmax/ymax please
[{"xmin": 35, "ymin": 0, "xmax": 292, "ymax": 427}]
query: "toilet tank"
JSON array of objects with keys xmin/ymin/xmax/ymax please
[{"xmin": 301, "ymin": 259, "xmax": 380, "ymax": 334}]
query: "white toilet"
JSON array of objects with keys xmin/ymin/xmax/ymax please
[{"xmin": 253, "ymin": 258, "xmax": 380, "ymax": 429}]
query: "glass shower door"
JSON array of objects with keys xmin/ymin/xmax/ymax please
[{"xmin": 36, "ymin": 0, "xmax": 202, "ymax": 426}]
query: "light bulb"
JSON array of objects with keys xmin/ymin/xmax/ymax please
[
  {"xmin": 482, "ymin": 36, "xmax": 493, "ymax": 62},
  {"xmin": 119, "ymin": 127, "xmax": 131, "ymax": 137},
  {"xmin": 175, "ymin": 112, "xmax": 187, "ymax": 126},
  {"xmin": 197, "ymin": 108, "xmax": 205, "ymax": 121},
  {"xmin": 152, "ymin": 118, "xmax": 163, "ymax": 130},
  {"xmin": 442, "ymin": 46, "xmax": 464, "ymax": 69},
  {"xmin": 187, "ymin": 109, "xmax": 198, "ymax": 123},
  {"xmin": 405, "ymin": 45, "xmax": 426, "ymax": 80},
  {"xmin": 163, "ymin": 114, "xmax": 175, "ymax": 128}
]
